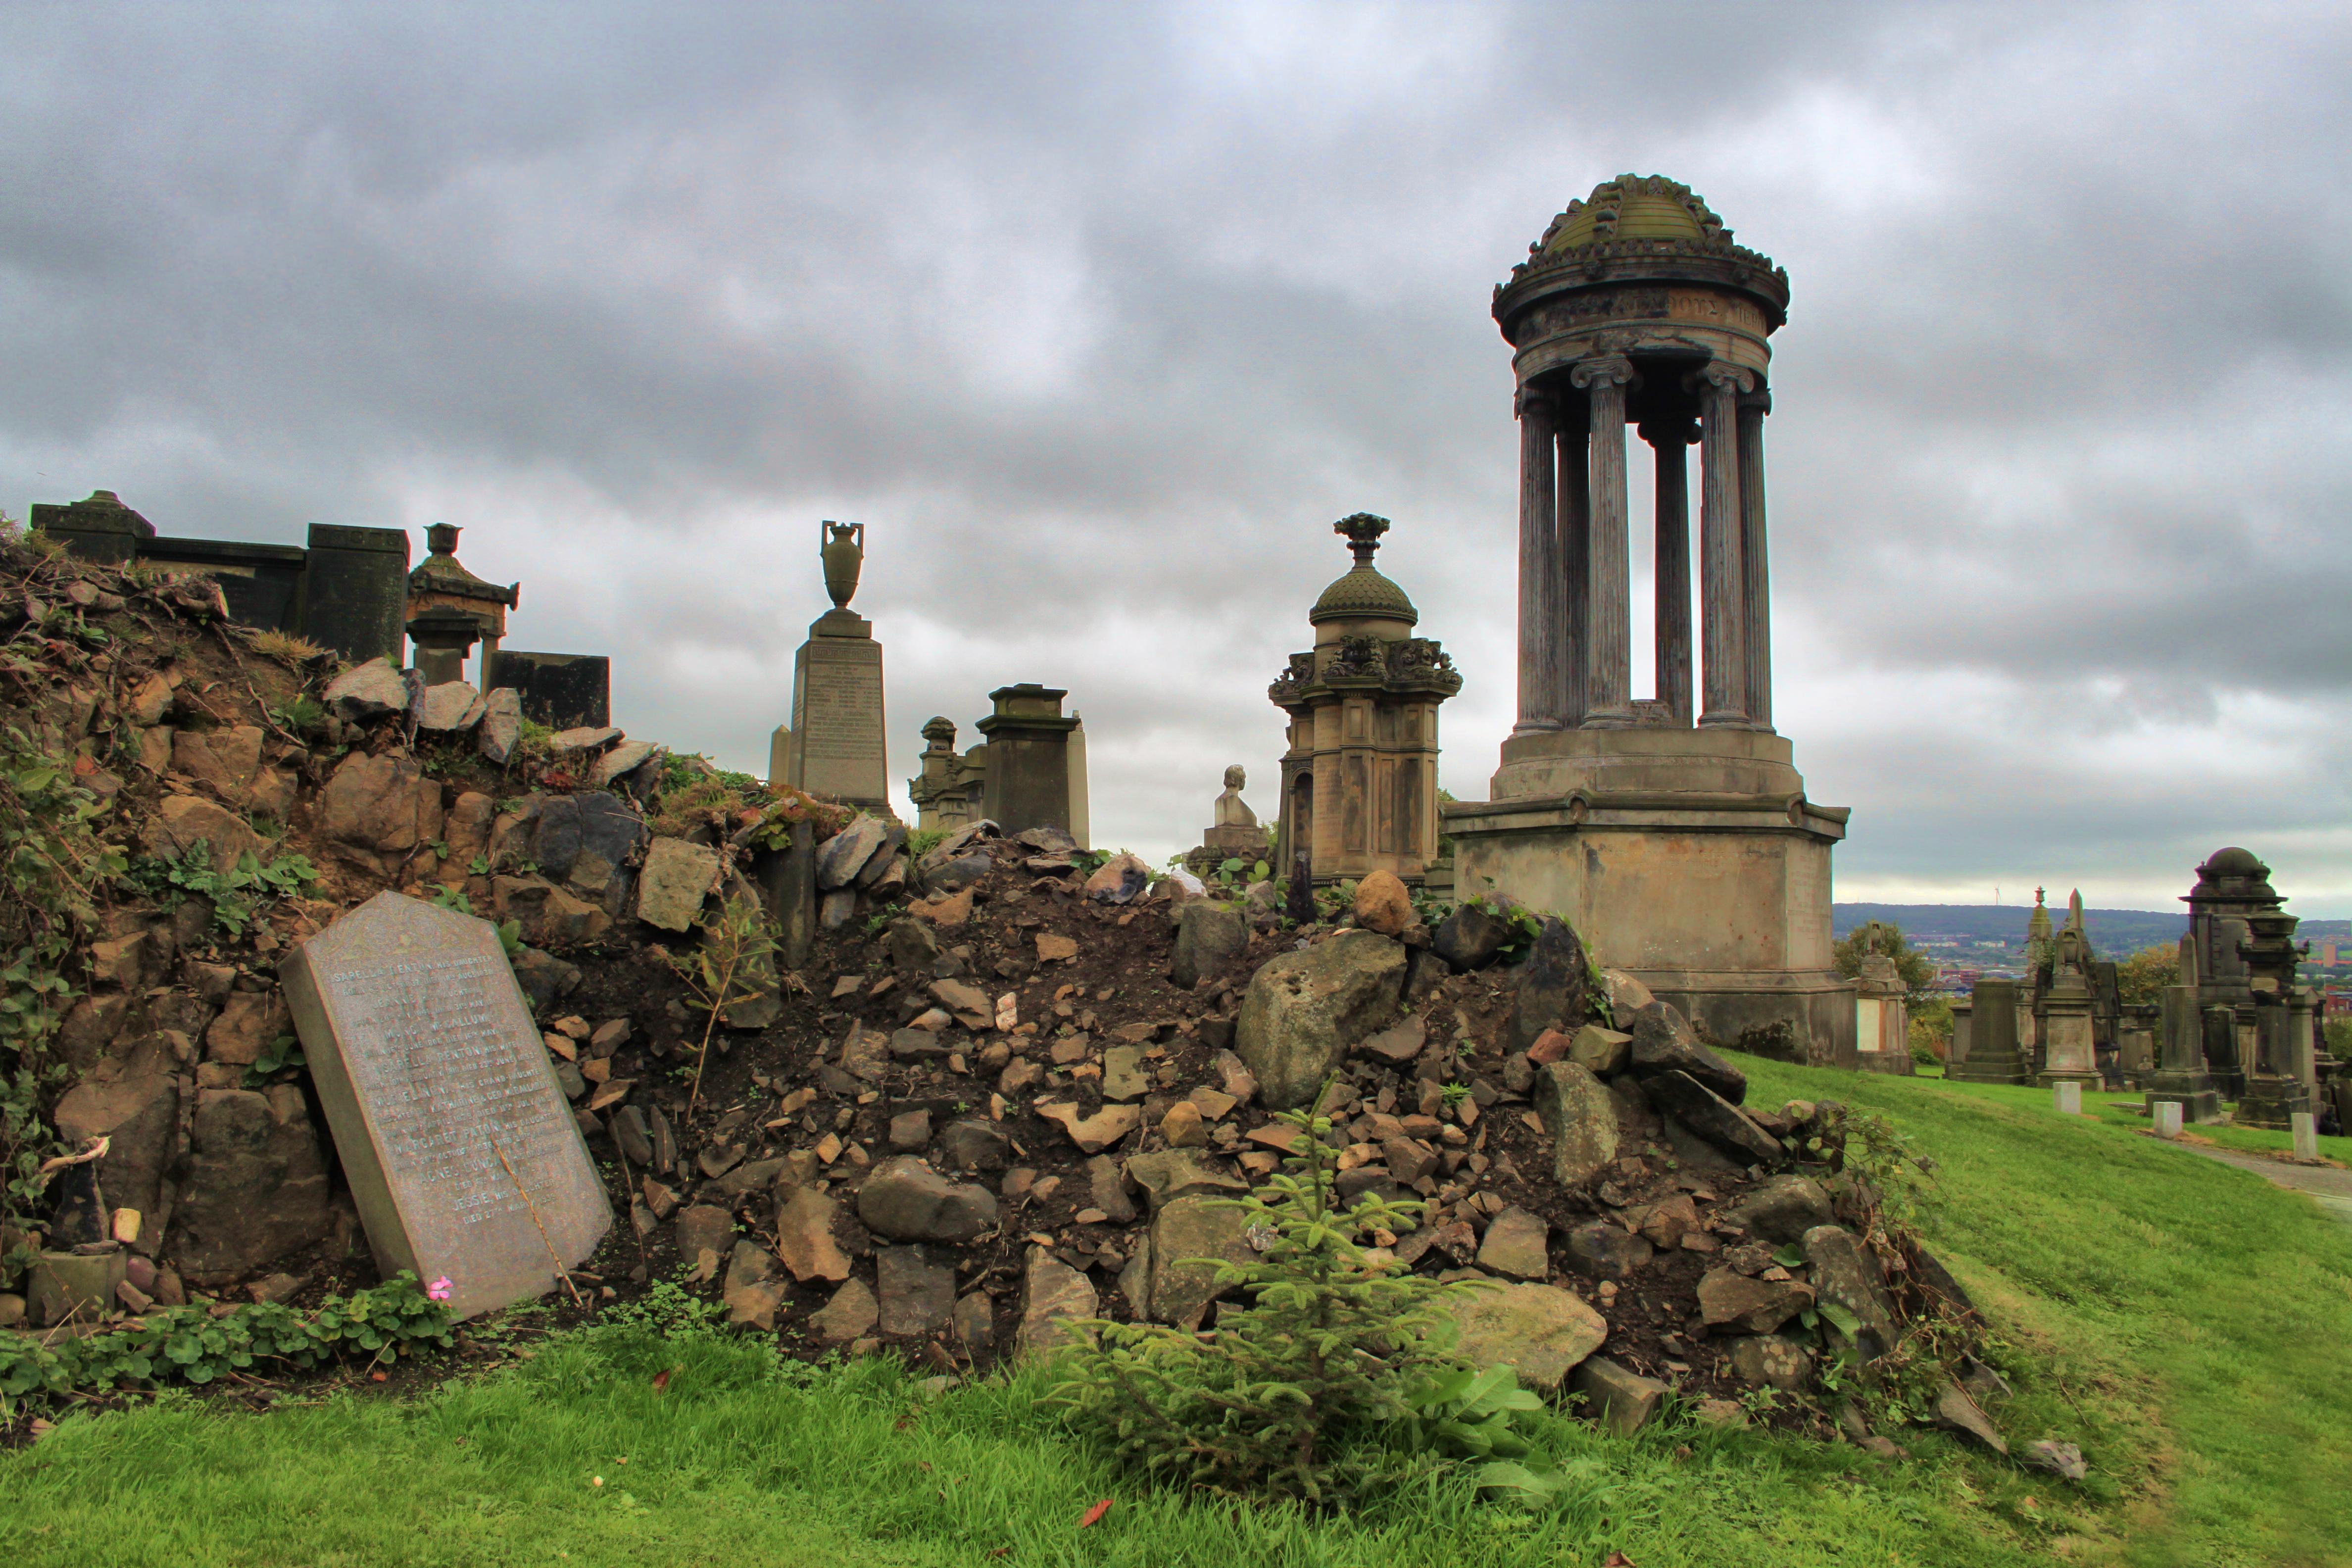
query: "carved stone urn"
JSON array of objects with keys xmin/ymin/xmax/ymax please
[{"xmin": 820, "ymin": 520, "xmax": 865, "ymax": 609}]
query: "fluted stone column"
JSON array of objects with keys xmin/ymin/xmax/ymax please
[
  {"xmin": 1696, "ymin": 362, "xmax": 1753, "ymax": 728},
  {"xmin": 1641, "ymin": 418, "xmax": 1695, "ymax": 727},
  {"xmin": 1572, "ymin": 356, "xmax": 1635, "ymax": 728},
  {"xmin": 1555, "ymin": 395, "xmax": 1590, "ymax": 728},
  {"xmin": 1737, "ymin": 388, "xmax": 1773, "ymax": 731},
  {"xmin": 1512, "ymin": 389, "xmax": 1564, "ymax": 733}
]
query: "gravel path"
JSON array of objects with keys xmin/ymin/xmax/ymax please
[{"xmin": 2168, "ymin": 1140, "xmax": 2352, "ymax": 1225}]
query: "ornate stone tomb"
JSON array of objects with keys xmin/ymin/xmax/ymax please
[{"xmin": 280, "ymin": 891, "xmax": 611, "ymax": 1319}]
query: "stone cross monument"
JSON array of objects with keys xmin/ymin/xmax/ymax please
[
  {"xmin": 775, "ymin": 521, "xmax": 889, "ymax": 812},
  {"xmin": 1442, "ymin": 175, "xmax": 1853, "ymax": 1063}
]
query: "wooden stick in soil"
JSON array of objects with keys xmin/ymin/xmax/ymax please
[{"xmin": 485, "ymin": 1129, "xmax": 586, "ymax": 1308}]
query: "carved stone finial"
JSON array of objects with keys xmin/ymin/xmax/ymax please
[
  {"xmin": 1333, "ymin": 512, "xmax": 1391, "ymax": 567},
  {"xmin": 920, "ymin": 715, "xmax": 957, "ymax": 748}
]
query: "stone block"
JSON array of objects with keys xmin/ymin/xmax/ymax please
[
  {"xmin": 1169, "ymin": 900, "xmax": 1248, "ymax": 989},
  {"xmin": 1449, "ymin": 1281, "xmax": 1607, "ymax": 1394},
  {"xmin": 635, "ymin": 838, "xmax": 719, "ymax": 932},
  {"xmin": 1533, "ymin": 1060, "xmax": 1619, "ymax": 1186},
  {"xmin": 877, "ymin": 1245, "xmax": 956, "ymax": 1336},
  {"xmin": 856, "ymin": 1157, "xmax": 998, "ymax": 1242},
  {"xmin": 1147, "ymin": 1194, "xmax": 1256, "ymax": 1328},
  {"xmin": 1507, "ymin": 917, "xmax": 1590, "ymax": 1053},
  {"xmin": 1017, "ymin": 1246, "xmax": 1098, "ymax": 1360},
  {"xmin": 1574, "ymin": 1354, "xmax": 1671, "ymax": 1437},
  {"xmin": 1235, "ymin": 930, "xmax": 1405, "ymax": 1109},
  {"xmin": 29, "ymin": 1250, "xmax": 129, "ymax": 1327},
  {"xmin": 1728, "ymin": 1334, "xmax": 1812, "ymax": 1393},
  {"xmin": 171, "ymin": 1084, "xmax": 332, "ymax": 1282}
]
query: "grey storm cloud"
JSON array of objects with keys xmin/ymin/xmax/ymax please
[{"xmin": 4, "ymin": 1, "xmax": 2350, "ymax": 910}]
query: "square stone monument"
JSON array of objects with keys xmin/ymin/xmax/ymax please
[
  {"xmin": 279, "ymin": 891, "xmax": 612, "ymax": 1319},
  {"xmin": 2144, "ymin": 984, "xmax": 2221, "ymax": 1124},
  {"xmin": 785, "ymin": 522, "xmax": 889, "ymax": 811},
  {"xmin": 1947, "ymin": 977, "xmax": 2029, "ymax": 1084},
  {"xmin": 977, "ymin": 684, "xmax": 1079, "ymax": 836}
]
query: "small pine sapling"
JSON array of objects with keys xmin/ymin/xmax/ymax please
[{"xmin": 1047, "ymin": 1079, "xmax": 1546, "ymax": 1502}]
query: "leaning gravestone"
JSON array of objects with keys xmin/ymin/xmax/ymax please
[{"xmin": 280, "ymin": 891, "xmax": 611, "ymax": 1319}]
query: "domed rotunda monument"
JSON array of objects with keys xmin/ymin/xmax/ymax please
[{"xmin": 1443, "ymin": 175, "xmax": 1854, "ymax": 1063}]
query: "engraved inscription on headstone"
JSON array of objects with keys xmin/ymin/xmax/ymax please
[
  {"xmin": 801, "ymin": 666, "xmax": 884, "ymax": 763},
  {"xmin": 280, "ymin": 891, "xmax": 611, "ymax": 1319}
]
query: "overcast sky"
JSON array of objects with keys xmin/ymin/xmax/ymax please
[{"xmin": 5, "ymin": 3, "xmax": 2350, "ymax": 914}]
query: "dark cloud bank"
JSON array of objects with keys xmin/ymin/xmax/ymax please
[{"xmin": 5, "ymin": 1, "xmax": 2350, "ymax": 910}]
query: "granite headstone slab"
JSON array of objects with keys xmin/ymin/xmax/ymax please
[{"xmin": 280, "ymin": 891, "xmax": 610, "ymax": 1319}]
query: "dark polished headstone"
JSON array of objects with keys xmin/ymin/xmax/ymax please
[
  {"xmin": 144, "ymin": 536, "xmax": 308, "ymax": 633},
  {"xmin": 1946, "ymin": 978, "xmax": 2029, "ymax": 1084},
  {"xmin": 304, "ymin": 524, "xmax": 411, "ymax": 664},
  {"xmin": 494, "ymin": 651, "xmax": 611, "ymax": 730},
  {"xmin": 29, "ymin": 490, "xmax": 155, "ymax": 564},
  {"xmin": 2144, "ymin": 983, "xmax": 2221, "ymax": 1124}
]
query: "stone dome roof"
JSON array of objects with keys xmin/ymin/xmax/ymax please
[
  {"xmin": 1496, "ymin": 174, "xmax": 1789, "ymax": 334},
  {"xmin": 1309, "ymin": 512, "xmax": 1418, "ymax": 627},
  {"xmin": 1535, "ymin": 174, "xmax": 1729, "ymax": 256},
  {"xmin": 1311, "ymin": 565, "xmax": 1418, "ymax": 627},
  {"xmin": 2200, "ymin": 846, "xmax": 2268, "ymax": 879}
]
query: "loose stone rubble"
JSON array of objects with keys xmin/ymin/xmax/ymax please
[{"xmin": 0, "ymin": 529, "xmax": 2006, "ymax": 1467}]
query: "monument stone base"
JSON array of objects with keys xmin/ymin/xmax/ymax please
[
  {"xmin": 1446, "ymin": 728, "xmax": 1856, "ymax": 1067},
  {"xmin": 1856, "ymin": 1051, "xmax": 1917, "ymax": 1077},
  {"xmin": 2235, "ymin": 1077, "xmax": 2313, "ymax": 1130},
  {"xmin": 2143, "ymin": 1080, "xmax": 2222, "ymax": 1126},
  {"xmin": 1947, "ymin": 1053, "xmax": 2031, "ymax": 1085}
]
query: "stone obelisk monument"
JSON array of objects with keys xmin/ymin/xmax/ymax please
[{"xmin": 773, "ymin": 521, "xmax": 889, "ymax": 812}]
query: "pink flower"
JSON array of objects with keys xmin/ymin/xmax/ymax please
[{"xmin": 426, "ymin": 1276, "xmax": 453, "ymax": 1302}]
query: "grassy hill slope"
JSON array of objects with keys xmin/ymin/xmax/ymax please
[{"xmin": 4, "ymin": 1059, "xmax": 2347, "ymax": 1568}]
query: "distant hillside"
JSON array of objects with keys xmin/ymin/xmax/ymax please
[
  {"xmin": 1834, "ymin": 903, "xmax": 2352, "ymax": 957},
  {"xmin": 1833, "ymin": 903, "xmax": 2183, "ymax": 955}
]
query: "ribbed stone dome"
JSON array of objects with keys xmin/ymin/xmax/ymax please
[
  {"xmin": 1309, "ymin": 513, "xmax": 1418, "ymax": 627},
  {"xmin": 1310, "ymin": 564, "xmax": 1418, "ymax": 627},
  {"xmin": 1536, "ymin": 174, "xmax": 1728, "ymax": 256}
]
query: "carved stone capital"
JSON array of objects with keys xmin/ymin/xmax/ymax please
[
  {"xmin": 1738, "ymin": 386, "xmax": 1773, "ymax": 416},
  {"xmin": 1637, "ymin": 416, "xmax": 1698, "ymax": 449},
  {"xmin": 1693, "ymin": 360, "xmax": 1756, "ymax": 395},
  {"xmin": 1515, "ymin": 386, "xmax": 1555, "ymax": 421},
  {"xmin": 1569, "ymin": 355, "xmax": 1637, "ymax": 391}
]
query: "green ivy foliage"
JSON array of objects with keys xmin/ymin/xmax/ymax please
[
  {"xmin": 0, "ymin": 722, "xmax": 129, "ymax": 1237},
  {"xmin": 0, "ymin": 1272, "xmax": 454, "ymax": 1415},
  {"xmin": 121, "ymin": 840, "xmax": 319, "ymax": 939}
]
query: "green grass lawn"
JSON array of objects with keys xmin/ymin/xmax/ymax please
[
  {"xmin": 4, "ymin": 1057, "xmax": 2348, "ymax": 1568},
  {"xmin": 1924, "ymin": 1071, "xmax": 2352, "ymax": 1164}
]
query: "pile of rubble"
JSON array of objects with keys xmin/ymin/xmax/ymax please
[{"xmin": 0, "ymin": 532, "xmax": 2011, "ymax": 1457}]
